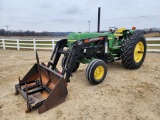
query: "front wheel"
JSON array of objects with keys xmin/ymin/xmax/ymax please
[
  {"xmin": 86, "ymin": 59, "xmax": 107, "ymax": 85},
  {"xmin": 121, "ymin": 34, "xmax": 146, "ymax": 69}
]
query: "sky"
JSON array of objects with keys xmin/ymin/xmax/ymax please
[{"xmin": 0, "ymin": 0, "xmax": 160, "ymax": 32}]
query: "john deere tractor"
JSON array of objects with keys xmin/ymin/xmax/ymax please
[
  {"xmin": 61, "ymin": 27, "xmax": 146, "ymax": 84},
  {"xmin": 15, "ymin": 27, "xmax": 146, "ymax": 113},
  {"xmin": 14, "ymin": 8, "xmax": 146, "ymax": 113}
]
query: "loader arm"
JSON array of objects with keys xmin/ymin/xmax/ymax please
[
  {"xmin": 64, "ymin": 42, "xmax": 82, "ymax": 82},
  {"xmin": 47, "ymin": 39, "xmax": 82, "ymax": 83},
  {"xmin": 45, "ymin": 38, "xmax": 79, "ymax": 83},
  {"xmin": 62, "ymin": 36, "xmax": 107, "ymax": 82},
  {"xmin": 47, "ymin": 39, "xmax": 68, "ymax": 69},
  {"xmin": 47, "ymin": 36, "xmax": 107, "ymax": 83}
]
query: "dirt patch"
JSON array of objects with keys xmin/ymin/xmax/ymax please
[{"xmin": 0, "ymin": 49, "xmax": 160, "ymax": 120}]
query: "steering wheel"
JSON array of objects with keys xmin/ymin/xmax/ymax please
[{"xmin": 109, "ymin": 27, "xmax": 118, "ymax": 33}]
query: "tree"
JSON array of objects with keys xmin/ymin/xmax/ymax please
[{"xmin": 0, "ymin": 29, "xmax": 5, "ymax": 36}]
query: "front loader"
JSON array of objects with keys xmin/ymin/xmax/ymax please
[
  {"xmin": 15, "ymin": 8, "xmax": 147, "ymax": 114},
  {"xmin": 15, "ymin": 27, "xmax": 146, "ymax": 113}
]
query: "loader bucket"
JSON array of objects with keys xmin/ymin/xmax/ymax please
[{"xmin": 15, "ymin": 63, "xmax": 68, "ymax": 114}]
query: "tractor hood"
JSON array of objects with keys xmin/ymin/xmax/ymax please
[{"xmin": 68, "ymin": 32, "xmax": 109, "ymax": 40}]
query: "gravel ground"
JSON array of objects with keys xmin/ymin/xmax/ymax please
[{"xmin": 0, "ymin": 49, "xmax": 160, "ymax": 120}]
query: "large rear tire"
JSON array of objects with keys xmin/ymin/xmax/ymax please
[
  {"xmin": 121, "ymin": 34, "xmax": 146, "ymax": 69},
  {"xmin": 86, "ymin": 59, "xmax": 107, "ymax": 85}
]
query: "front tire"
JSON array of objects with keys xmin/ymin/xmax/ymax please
[
  {"xmin": 121, "ymin": 34, "xmax": 146, "ymax": 69},
  {"xmin": 86, "ymin": 59, "xmax": 107, "ymax": 85}
]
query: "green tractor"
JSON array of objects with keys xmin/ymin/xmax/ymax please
[
  {"xmin": 14, "ymin": 8, "xmax": 146, "ymax": 113},
  {"xmin": 15, "ymin": 27, "xmax": 146, "ymax": 113},
  {"xmin": 61, "ymin": 27, "xmax": 146, "ymax": 84}
]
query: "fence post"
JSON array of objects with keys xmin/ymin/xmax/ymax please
[
  {"xmin": 16, "ymin": 39, "xmax": 20, "ymax": 50},
  {"xmin": 33, "ymin": 39, "xmax": 36, "ymax": 51},
  {"xmin": 52, "ymin": 39, "xmax": 55, "ymax": 50},
  {"xmin": 2, "ymin": 38, "xmax": 5, "ymax": 50}
]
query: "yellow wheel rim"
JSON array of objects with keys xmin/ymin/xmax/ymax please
[
  {"xmin": 94, "ymin": 66, "xmax": 104, "ymax": 80},
  {"xmin": 134, "ymin": 41, "xmax": 144, "ymax": 63}
]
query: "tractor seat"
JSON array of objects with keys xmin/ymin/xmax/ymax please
[{"xmin": 114, "ymin": 28, "xmax": 126, "ymax": 36}]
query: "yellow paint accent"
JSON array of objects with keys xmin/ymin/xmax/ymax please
[
  {"xmin": 116, "ymin": 28, "xmax": 126, "ymax": 33},
  {"xmin": 114, "ymin": 28, "xmax": 126, "ymax": 37},
  {"xmin": 114, "ymin": 34, "xmax": 123, "ymax": 36},
  {"xmin": 94, "ymin": 66, "xmax": 104, "ymax": 80},
  {"xmin": 68, "ymin": 40, "xmax": 77, "ymax": 42},
  {"xmin": 134, "ymin": 41, "xmax": 144, "ymax": 63},
  {"xmin": 108, "ymin": 37, "xmax": 112, "ymax": 40}
]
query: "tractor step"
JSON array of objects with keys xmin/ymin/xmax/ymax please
[
  {"xmin": 110, "ymin": 45, "xmax": 122, "ymax": 50},
  {"xmin": 112, "ymin": 54, "xmax": 118, "ymax": 56}
]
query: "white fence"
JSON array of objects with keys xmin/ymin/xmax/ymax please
[
  {"xmin": 0, "ymin": 38, "xmax": 160, "ymax": 52},
  {"xmin": 0, "ymin": 38, "xmax": 59, "ymax": 51},
  {"xmin": 145, "ymin": 37, "xmax": 160, "ymax": 52}
]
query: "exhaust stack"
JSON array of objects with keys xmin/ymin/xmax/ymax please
[{"xmin": 97, "ymin": 7, "xmax": 101, "ymax": 33}]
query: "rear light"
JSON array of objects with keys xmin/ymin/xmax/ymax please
[{"xmin": 132, "ymin": 26, "xmax": 136, "ymax": 30}]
